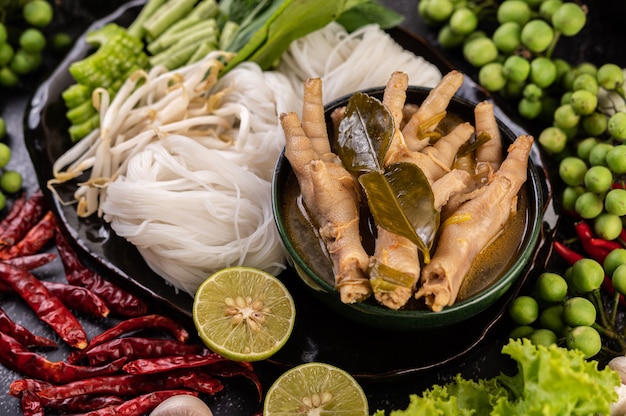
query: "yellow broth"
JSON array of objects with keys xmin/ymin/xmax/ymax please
[{"xmin": 279, "ymin": 168, "xmax": 530, "ymax": 311}]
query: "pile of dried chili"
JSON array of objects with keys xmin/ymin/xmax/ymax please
[{"xmin": 0, "ymin": 190, "xmax": 263, "ymax": 415}]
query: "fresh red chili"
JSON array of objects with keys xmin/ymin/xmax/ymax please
[
  {"xmin": 575, "ymin": 220, "xmax": 611, "ymax": 263},
  {"xmin": 553, "ymin": 240, "xmax": 584, "ymax": 266},
  {"xmin": 55, "ymin": 231, "xmax": 148, "ymax": 317},
  {"xmin": 42, "ymin": 281, "xmax": 110, "ymax": 318},
  {"xmin": 0, "ymin": 307, "xmax": 56, "ymax": 349},
  {"xmin": 0, "ymin": 332, "xmax": 126, "ymax": 384},
  {"xmin": 0, "ymin": 211, "xmax": 56, "ymax": 260},
  {"xmin": 37, "ymin": 369, "xmax": 223, "ymax": 401},
  {"xmin": 0, "ymin": 189, "xmax": 46, "ymax": 248},
  {"xmin": 72, "ymin": 389, "xmax": 198, "ymax": 416},
  {"xmin": 3, "ymin": 252, "xmax": 57, "ymax": 270},
  {"xmin": 553, "ymin": 240, "xmax": 618, "ymax": 298},
  {"xmin": 83, "ymin": 337, "xmax": 204, "ymax": 366},
  {"xmin": 0, "ymin": 262, "xmax": 88, "ymax": 349},
  {"xmin": 122, "ymin": 352, "xmax": 226, "ymax": 375}
]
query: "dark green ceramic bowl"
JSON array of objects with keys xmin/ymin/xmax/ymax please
[{"xmin": 272, "ymin": 86, "xmax": 544, "ymax": 331}]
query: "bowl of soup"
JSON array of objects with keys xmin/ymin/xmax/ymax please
[{"xmin": 272, "ymin": 79, "xmax": 545, "ymax": 331}]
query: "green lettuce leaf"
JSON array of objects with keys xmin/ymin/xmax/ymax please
[
  {"xmin": 494, "ymin": 339, "xmax": 620, "ymax": 415},
  {"xmin": 372, "ymin": 339, "xmax": 621, "ymax": 416}
]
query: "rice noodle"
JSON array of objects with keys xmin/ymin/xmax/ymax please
[
  {"xmin": 277, "ymin": 22, "xmax": 442, "ymax": 103},
  {"xmin": 102, "ymin": 134, "xmax": 285, "ymax": 294},
  {"xmin": 51, "ymin": 22, "xmax": 443, "ymax": 296}
]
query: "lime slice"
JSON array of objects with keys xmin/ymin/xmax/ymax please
[
  {"xmin": 264, "ymin": 362, "xmax": 369, "ymax": 415},
  {"xmin": 193, "ymin": 266, "xmax": 295, "ymax": 362}
]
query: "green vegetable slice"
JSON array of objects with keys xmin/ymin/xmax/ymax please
[
  {"xmin": 359, "ymin": 162, "xmax": 438, "ymax": 262},
  {"xmin": 336, "ymin": 92, "xmax": 394, "ymax": 174}
]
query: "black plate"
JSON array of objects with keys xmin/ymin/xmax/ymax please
[{"xmin": 24, "ymin": 0, "xmax": 557, "ymax": 379}]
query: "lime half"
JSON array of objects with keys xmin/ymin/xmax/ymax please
[
  {"xmin": 193, "ymin": 266, "xmax": 295, "ymax": 362},
  {"xmin": 264, "ymin": 362, "xmax": 369, "ymax": 416}
]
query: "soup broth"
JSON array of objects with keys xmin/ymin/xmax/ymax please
[
  {"xmin": 278, "ymin": 97, "xmax": 533, "ymax": 311},
  {"xmin": 279, "ymin": 168, "xmax": 530, "ymax": 311}
]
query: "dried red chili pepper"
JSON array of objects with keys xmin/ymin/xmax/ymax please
[
  {"xmin": 206, "ymin": 360, "xmax": 263, "ymax": 401},
  {"xmin": 44, "ymin": 395, "xmax": 125, "ymax": 413},
  {"xmin": 53, "ymin": 228, "xmax": 82, "ymax": 271},
  {"xmin": 21, "ymin": 390, "xmax": 44, "ymax": 416},
  {"xmin": 0, "ymin": 262, "xmax": 88, "ymax": 349},
  {"xmin": 0, "ymin": 211, "xmax": 56, "ymax": 260},
  {"xmin": 83, "ymin": 337, "xmax": 204, "ymax": 366},
  {"xmin": 122, "ymin": 352, "xmax": 225, "ymax": 375},
  {"xmin": 85, "ymin": 314, "xmax": 190, "ymax": 349},
  {"xmin": 3, "ymin": 252, "xmax": 57, "ymax": 270},
  {"xmin": 0, "ymin": 189, "xmax": 46, "ymax": 248},
  {"xmin": 37, "ymin": 369, "xmax": 223, "ymax": 401},
  {"xmin": 55, "ymin": 231, "xmax": 148, "ymax": 317},
  {"xmin": 72, "ymin": 389, "xmax": 198, "ymax": 416},
  {"xmin": 10, "ymin": 379, "xmax": 125, "ymax": 412},
  {"xmin": 0, "ymin": 332, "xmax": 126, "ymax": 384},
  {"xmin": 0, "ymin": 307, "xmax": 56, "ymax": 349},
  {"xmin": 0, "ymin": 280, "xmax": 110, "ymax": 319},
  {"xmin": 0, "ymin": 192, "xmax": 26, "ymax": 234},
  {"xmin": 9, "ymin": 378, "xmax": 55, "ymax": 397},
  {"xmin": 43, "ymin": 281, "xmax": 110, "ymax": 318}
]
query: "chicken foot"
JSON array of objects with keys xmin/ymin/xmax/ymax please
[
  {"xmin": 280, "ymin": 78, "xmax": 371, "ymax": 304},
  {"xmin": 369, "ymin": 71, "xmax": 470, "ymax": 309},
  {"xmin": 415, "ymin": 134, "xmax": 534, "ymax": 312}
]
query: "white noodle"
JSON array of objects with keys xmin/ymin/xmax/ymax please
[
  {"xmin": 101, "ymin": 62, "xmax": 298, "ymax": 294},
  {"xmin": 54, "ymin": 22, "xmax": 443, "ymax": 296},
  {"xmin": 277, "ymin": 22, "xmax": 442, "ymax": 104},
  {"xmin": 102, "ymin": 135, "xmax": 285, "ymax": 294}
]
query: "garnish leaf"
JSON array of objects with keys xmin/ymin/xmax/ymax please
[
  {"xmin": 336, "ymin": 92, "xmax": 394, "ymax": 174},
  {"xmin": 336, "ymin": 2, "xmax": 404, "ymax": 32},
  {"xmin": 359, "ymin": 162, "xmax": 439, "ymax": 262},
  {"xmin": 372, "ymin": 339, "xmax": 621, "ymax": 416},
  {"xmin": 223, "ymin": 0, "xmax": 391, "ymax": 72}
]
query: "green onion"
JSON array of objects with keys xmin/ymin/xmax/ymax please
[
  {"xmin": 142, "ymin": 0, "xmax": 198, "ymax": 40},
  {"xmin": 218, "ymin": 20, "xmax": 239, "ymax": 50},
  {"xmin": 147, "ymin": 18, "xmax": 218, "ymax": 55},
  {"xmin": 187, "ymin": 40, "xmax": 218, "ymax": 64},
  {"xmin": 127, "ymin": 0, "xmax": 167, "ymax": 38}
]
